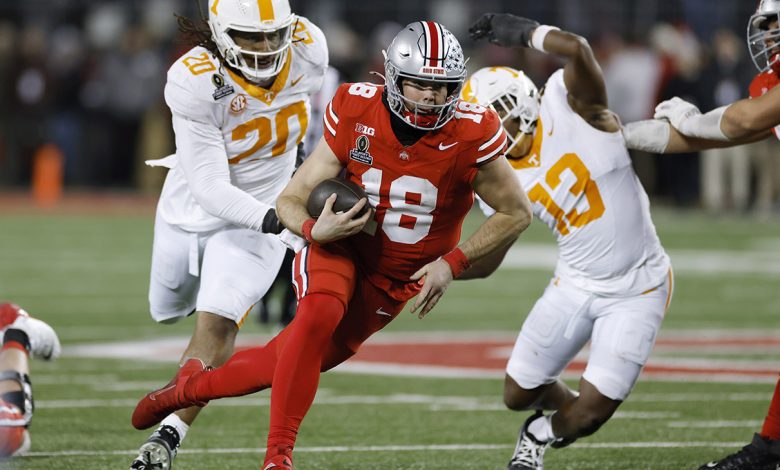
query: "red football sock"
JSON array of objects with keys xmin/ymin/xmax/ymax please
[
  {"xmin": 265, "ymin": 293, "xmax": 344, "ymax": 457},
  {"xmin": 189, "ymin": 329, "xmax": 289, "ymax": 401},
  {"xmin": 760, "ymin": 377, "xmax": 780, "ymax": 440}
]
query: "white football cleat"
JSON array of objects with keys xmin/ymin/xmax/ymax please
[{"xmin": 7, "ymin": 316, "xmax": 61, "ymax": 361}]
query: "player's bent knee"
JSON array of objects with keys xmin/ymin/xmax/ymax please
[{"xmin": 503, "ymin": 375, "xmax": 539, "ymax": 411}]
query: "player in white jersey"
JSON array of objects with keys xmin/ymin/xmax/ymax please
[
  {"xmin": 130, "ymin": 1, "xmax": 328, "ymax": 468},
  {"xmin": 624, "ymin": 2, "xmax": 780, "ymax": 468},
  {"xmin": 467, "ymin": 13, "xmax": 673, "ymax": 469}
]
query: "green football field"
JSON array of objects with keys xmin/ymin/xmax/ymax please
[{"xmin": 0, "ymin": 203, "xmax": 779, "ymax": 469}]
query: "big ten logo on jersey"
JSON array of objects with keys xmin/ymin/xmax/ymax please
[
  {"xmin": 528, "ymin": 153, "xmax": 604, "ymax": 236},
  {"xmin": 360, "ymin": 169, "xmax": 438, "ymax": 244},
  {"xmin": 228, "ymin": 101, "xmax": 309, "ymax": 164},
  {"xmin": 350, "ymin": 135, "xmax": 373, "ymax": 165},
  {"xmin": 355, "ymin": 123, "xmax": 375, "ymax": 136},
  {"xmin": 212, "ymin": 73, "xmax": 235, "ymax": 101}
]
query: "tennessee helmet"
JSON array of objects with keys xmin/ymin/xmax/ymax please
[
  {"xmin": 384, "ymin": 21, "xmax": 467, "ymax": 130},
  {"xmin": 461, "ymin": 66, "xmax": 540, "ymax": 156},
  {"xmin": 208, "ymin": 0, "xmax": 296, "ymax": 82},
  {"xmin": 748, "ymin": 0, "xmax": 780, "ymax": 74}
]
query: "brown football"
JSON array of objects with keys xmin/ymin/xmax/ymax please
[{"xmin": 306, "ymin": 178, "xmax": 369, "ymax": 218}]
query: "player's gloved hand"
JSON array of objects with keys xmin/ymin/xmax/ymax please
[
  {"xmin": 310, "ymin": 194, "xmax": 372, "ymax": 244},
  {"xmin": 262, "ymin": 208, "xmax": 285, "ymax": 234},
  {"xmin": 653, "ymin": 97, "xmax": 701, "ymax": 132},
  {"xmin": 469, "ymin": 13, "xmax": 539, "ymax": 47}
]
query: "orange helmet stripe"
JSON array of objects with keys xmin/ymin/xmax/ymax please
[
  {"xmin": 210, "ymin": 0, "xmax": 220, "ymax": 15},
  {"xmin": 257, "ymin": 0, "xmax": 275, "ymax": 21}
]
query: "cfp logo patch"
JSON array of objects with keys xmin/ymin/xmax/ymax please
[
  {"xmin": 349, "ymin": 135, "xmax": 373, "ymax": 165},
  {"xmin": 211, "ymin": 73, "xmax": 235, "ymax": 101}
]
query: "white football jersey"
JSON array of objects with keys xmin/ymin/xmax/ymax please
[
  {"xmin": 156, "ymin": 17, "xmax": 328, "ymax": 232},
  {"xmin": 513, "ymin": 70, "xmax": 670, "ymax": 296}
]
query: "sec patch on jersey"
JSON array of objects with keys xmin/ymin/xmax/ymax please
[{"xmin": 307, "ymin": 178, "xmax": 369, "ymax": 218}]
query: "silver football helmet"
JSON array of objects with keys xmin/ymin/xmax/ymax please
[
  {"xmin": 461, "ymin": 66, "xmax": 540, "ymax": 155},
  {"xmin": 748, "ymin": 0, "xmax": 780, "ymax": 74},
  {"xmin": 384, "ymin": 21, "xmax": 467, "ymax": 130},
  {"xmin": 209, "ymin": 0, "xmax": 296, "ymax": 82}
]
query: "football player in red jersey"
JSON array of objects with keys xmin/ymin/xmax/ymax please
[
  {"xmin": 0, "ymin": 303, "xmax": 61, "ymax": 458},
  {"xmin": 624, "ymin": 2, "xmax": 780, "ymax": 468},
  {"xmin": 132, "ymin": 21, "xmax": 532, "ymax": 469}
]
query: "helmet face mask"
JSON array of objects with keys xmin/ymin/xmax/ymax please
[
  {"xmin": 384, "ymin": 21, "xmax": 467, "ymax": 130},
  {"xmin": 748, "ymin": 0, "xmax": 780, "ymax": 75},
  {"xmin": 462, "ymin": 67, "xmax": 540, "ymax": 156},
  {"xmin": 209, "ymin": 0, "xmax": 296, "ymax": 82}
]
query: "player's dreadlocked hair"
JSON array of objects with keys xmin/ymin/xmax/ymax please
[{"xmin": 175, "ymin": 0, "xmax": 219, "ymax": 57}]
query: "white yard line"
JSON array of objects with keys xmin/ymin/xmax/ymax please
[
  {"xmin": 20, "ymin": 441, "xmax": 749, "ymax": 458},
  {"xmin": 32, "ymin": 392, "xmax": 769, "ymax": 410},
  {"xmin": 667, "ymin": 420, "xmax": 763, "ymax": 428}
]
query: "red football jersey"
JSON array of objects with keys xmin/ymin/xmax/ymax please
[
  {"xmin": 749, "ymin": 71, "xmax": 780, "ymax": 140},
  {"xmin": 323, "ymin": 82, "xmax": 507, "ymax": 300}
]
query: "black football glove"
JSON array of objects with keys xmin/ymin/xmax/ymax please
[
  {"xmin": 294, "ymin": 141, "xmax": 306, "ymax": 171},
  {"xmin": 262, "ymin": 208, "xmax": 285, "ymax": 234},
  {"xmin": 469, "ymin": 13, "xmax": 539, "ymax": 48}
]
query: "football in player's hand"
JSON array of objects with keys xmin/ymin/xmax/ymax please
[{"xmin": 307, "ymin": 178, "xmax": 369, "ymax": 218}]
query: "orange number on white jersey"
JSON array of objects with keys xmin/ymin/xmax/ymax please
[
  {"xmin": 293, "ymin": 21, "xmax": 314, "ymax": 45},
  {"xmin": 182, "ymin": 52, "xmax": 216, "ymax": 76},
  {"xmin": 528, "ymin": 153, "xmax": 605, "ymax": 236},
  {"xmin": 229, "ymin": 101, "xmax": 309, "ymax": 164}
]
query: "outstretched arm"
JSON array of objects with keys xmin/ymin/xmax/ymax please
[
  {"xmin": 469, "ymin": 13, "xmax": 616, "ymax": 131},
  {"xmin": 624, "ymin": 111, "xmax": 772, "ymax": 155},
  {"xmin": 645, "ymin": 84, "xmax": 780, "ymax": 146}
]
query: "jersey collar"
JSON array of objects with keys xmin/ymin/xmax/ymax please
[{"xmin": 225, "ymin": 49, "xmax": 293, "ymax": 106}]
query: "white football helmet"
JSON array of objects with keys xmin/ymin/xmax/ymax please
[
  {"xmin": 748, "ymin": 0, "xmax": 780, "ymax": 74},
  {"xmin": 208, "ymin": 0, "xmax": 296, "ymax": 82},
  {"xmin": 384, "ymin": 21, "xmax": 467, "ymax": 130},
  {"xmin": 461, "ymin": 66, "xmax": 540, "ymax": 155}
]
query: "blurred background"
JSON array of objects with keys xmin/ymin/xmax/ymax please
[{"xmin": 0, "ymin": 0, "xmax": 778, "ymax": 215}]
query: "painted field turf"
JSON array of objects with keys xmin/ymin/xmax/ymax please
[{"xmin": 0, "ymin": 206, "xmax": 778, "ymax": 469}]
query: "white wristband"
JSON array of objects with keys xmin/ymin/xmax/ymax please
[
  {"xmin": 622, "ymin": 120, "xmax": 671, "ymax": 154},
  {"xmin": 678, "ymin": 105, "xmax": 730, "ymax": 141},
  {"xmin": 530, "ymin": 25, "xmax": 560, "ymax": 52}
]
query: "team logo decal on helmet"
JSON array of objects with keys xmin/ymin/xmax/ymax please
[
  {"xmin": 748, "ymin": 0, "xmax": 780, "ymax": 75},
  {"xmin": 209, "ymin": 0, "xmax": 297, "ymax": 82},
  {"xmin": 384, "ymin": 21, "xmax": 467, "ymax": 130}
]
